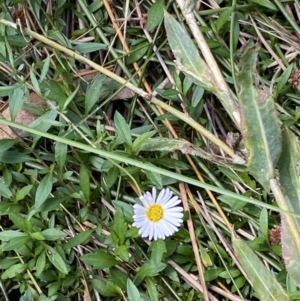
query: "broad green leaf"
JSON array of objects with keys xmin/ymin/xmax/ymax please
[
  {"xmin": 16, "ymin": 185, "xmax": 33, "ymax": 202},
  {"xmin": 85, "ymin": 74, "xmax": 106, "ymax": 115},
  {"xmin": 134, "ymin": 259, "xmax": 167, "ymax": 285},
  {"xmin": 112, "ymin": 201, "xmax": 134, "ymax": 223},
  {"xmin": 216, "ymin": 6, "xmax": 235, "ymax": 33},
  {"xmin": 145, "ymin": 277, "xmax": 159, "ymax": 301},
  {"xmin": 145, "ymin": 169, "xmax": 162, "ymax": 188},
  {"xmin": 44, "ymin": 244, "xmax": 69, "ymax": 274},
  {"xmin": 249, "ymin": 0, "xmax": 276, "ymax": 10},
  {"xmin": 39, "ymin": 55, "xmax": 51, "ymax": 83},
  {"xmin": 147, "ymin": 0, "xmax": 164, "ymax": 31},
  {"xmin": 106, "ymin": 165, "xmax": 119, "ymax": 188},
  {"xmin": 259, "ymin": 208, "xmax": 268, "ymax": 238},
  {"xmin": 164, "ymin": 11, "xmax": 215, "ymax": 92},
  {"xmin": 35, "ymin": 171, "xmax": 53, "ymax": 210},
  {"xmin": 277, "ymin": 129, "xmax": 300, "ymax": 229},
  {"xmin": 274, "ymin": 64, "xmax": 293, "ymax": 98},
  {"xmin": 9, "ymin": 86, "xmax": 25, "ymax": 121},
  {"xmin": 127, "ymin": 42, "xmax": 149, "ymax": 64},
  {"xmin": 278, "ymin": 129, "xmax": 300, "ymax": 286},
  {"xmin": 0, "ymin": 230, "xmax": 28, "ymax": 241},
  {"xmin": 0, "ymin": 183, "xmax": 12, "ymax": 198},
  {"xmin": 74, "ymin": 42, "xmax": 107, "ymax": 53},
  {"xmin": 111, "ymin": 209, "xmax": 127, "ymax": 245},
  {"xmin": 110, "ymin": 267, "xmax": 127, "ymax": 291},
  {"xmin": 114, "ymin": 111, "xmax": 132, "ymax": 147},
  {"xmin": 30, "ymin": 69, "xmax": 41, "ymax": 95},
  {"xmin": 237, "ymin": 47, "xmax": 281, "ymax": 191},
  {"xmin": 36, "ymin": 251, "xmax": 46, "ymax": 276},
  {"xmin": 33, "ymin": 197, "xmax": 65, "ymax": 212},
  {"xmin": 127, "ymin": 279, "xmax": 141, "ymax": 300},
  {"xmin": 55, "ymin": 142, "xmax": 68, "ymax": 172},
  {"xmin": 41, "ymin": 229, "xmax": 67, "ymax": 241},
  {"xmin": 0, "ymin": 139, "xmax": 15, "ymax": 152},
  {"xmin": 281, "ymin": 215, "xmax": 300, "ymax": 287},
  {"xmin": 150, "ymin": 239, "xmax": 167, "ymax": 266},
  {"xmin": 132, "ymin": 130, "xmax": 156, "ymax": 154},
  {"xmin": 114, "ymin": 245, "xmax": 130, "ymax": 262},
  {"xmin": 1, "ymin": 263, "xmax": 27, "ymax": 280},
  {"xmin": 2, "ymin": 236, "xmax": 30, "ymax": 251},
  {"xmin": 63, "ymin": 229, "xmax": 94, "ymax": 250},
  {"xmin": 9, "ymin": 212, "xmax": 33, "ymax": 233},
  {"xmin": 0, "ymin": 257, "xmax": 19, "ymax": 269},
  {"xmin": 79, "ymin": 164, "xmax": 90, "ymax": 202},
  {"xmin": 92, "ymin": 278, "xmax": 121, "ymax": 297},
  {"xmin": 232, "ymin": 234, "xmax": 291, "ymax": 301},
  {"xmin": 0, "ymin": 151, "xmax": 32, "ymax": 164},
  {"xmin": 80, "ymin": 250, "xmax": 118, "ymax": 269}
]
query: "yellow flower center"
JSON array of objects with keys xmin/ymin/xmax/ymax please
[{"xmin": 146, "ymin": 204, "xmax": 164, "ymax": 222}]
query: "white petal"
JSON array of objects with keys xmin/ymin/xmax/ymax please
[
  {"xmin": 166, "ymin": 207, "xmax": 184, "ymax": 213},
  {"xmin": 152, "ymin": 187, "xmax": 157, "ymax": 201},
  {"xmin": 156, "ymin": 188, "xmax": 167, "ymax": 204},
  {"xmin": 163, "ymin": 196, "xmax": 181, "ymax": 208},
  {"xmin": 164, "ymin": 212, "xmax": 184, "ymax": 219},
  {"xmin": 159, "ymin": 219, "xmax": 172, "ymax": 236}
]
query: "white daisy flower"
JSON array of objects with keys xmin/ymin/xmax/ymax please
[{"xmin": 133, "ymin": 187, "xmax": 184, "ymax": 241}]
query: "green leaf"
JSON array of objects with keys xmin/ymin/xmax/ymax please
[
  {"xmin": 0, "ymin": 183, "xmax": 12, "ymax": 198},
  {"xmin": 0, "ymin": 83, "xmax": 20, "ymax": 97},
  {"xmin": 132, "ymin": 130, "xmax": 156, "ymax": 154},
  {"xmin": 150, "ymin": 239, "xmax": 167, "ymax": 266},
  {"xmin": 2, "ymin": 236, "xmax": 30, "ymax": 251},
  {"xmin": 92, "ymin": 278, "xmax": 121, "ymax": 297},
  {"xmin": 145, "ymin": 277, "xmax": 159, "ymax": 301},
  {"xmin": 114, "ymin": 245, "xmax": 130, "ymax": 262},
  {"xmin": 55, "ymin": 142, "xmax": 68, "ymax": 172},
  {"xmin": 63, "ymin": 229, "xmax": 94, "ymax": 250},
  {"xmin": 16, "ymin": 185, "xmax": 33, "ymax": 202},
  {"xmin": 74, "ymin": 42, "xmax": 107, "ymax": 53},
  {"xmin": 36, "ymin": 251, "xmax": 46, "ymax": 275},
  {"xmin": 147, "ymin": 0, "xmax": 164, "ymax": 31},
  {"xmin": 41, "ymin": 229, "xmax": 67, "ymax": 241},
  {"xmin": 237, "ymin": 47, "xmax": 281, "ymax": 191},
  {"xmin": 39, "ymin": 55, "xmax": 51, "ymax": 83},
  {"xmin": 110, "ymin": 267, "xmax": 128, "ymax": 291},
  {"xmin": 127, "ymin": 279, "xmax": 141, "ymax": 300},
  {"xmin": 145, "ymin": 168, "xmax": 162, "ymax": 188},
  {"xmin": 164, "ymin": 11, "xmax": 215, "ymax": 92},
  {"xmin": 112, "ymin": 201, "xmax": 134, "ymax": 223},
  {"xmin": 0, "ymin": 230, "xmax": 28, "ymax": 241},
  {"xmin": 106, "ymin": 165, "xmax": 119, "ymax": 188},
  {"xmin": 275, "ymin": 64, "xmax": 293, "ymax": 97},
  {"xmin": 0, "ymin": 151, "xmax": 32, "ymax": 164},
  {"xmin": 80, "ymin": 250, "xmax": 118, "ymax": 269},
  {"xmin": 9, "ymin": 86, "xmax": 25, "ymax": 121},
  {"xmin": 34, "ymin": 197, "xmax": 65, "ymax": 212},
  {"xmin": 249, "ymin": 0, "xmax": 276, "ymax": 10},
  {"xmin": 111, "ymin": 209, "xmax": 127, "ymax": 245},
  {"xmin": 281, "ymin": 215, "xmax": 300, "ymax": 287},
  {"xmin": 134, "ymin": 259, "xmax": 167, "ymax": 285},
  {"xmin": 259, "ymin": 208, "xmax": 268, "ymax": 238},
  {"xmin": 127, "ymin": 42, "xmax": 149, "ymax": 64},
  {"xmin": 0, "ymin": 139, "xmax": 15, "ymax": 152},
  {"xmin": 79, "ymin": 164, "xmax": 90, "ymax": 202},
  {"xmin": 216, "ymin": 6, "xmax": 235, "ymax": 33},
  {"xmin": 278, "ymin": 129, "xmax": 300, "ymax": 286},
  {"xmin": 85, "ymin": 74, "xmax": 106, "ymax": 115},
  {"xmin": 44, "ymin": 244, "xmax": 69, "ymax": 274},
  {"xmin": 232, "ymin": 234, "xmax": 291, "ymax": 301},
  {"xmin": 9, "ymin": 212, "xmax": 33, "ymax": 233},
  {"xmin": 277, "ymin": 129, "xmax": 300, "ymax": 229},
  {"xmin": 1, "ymin": 263, "xmax": 27, "ymax": 280},
  {"xmin": 35, "ymin": 171, "xmax": 53, "ymax": 210},
  {"xmin": 114, "ymin": 111, "xmax": 132, "ymax": 147}
]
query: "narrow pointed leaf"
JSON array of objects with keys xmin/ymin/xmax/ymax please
[
  {"xmin": 232, "ymin": 234, "xmax": 291, "ymax": 301},
  {"xmin": 237, "ymin": 47, "xmax": 281, "ymax": 191}
]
